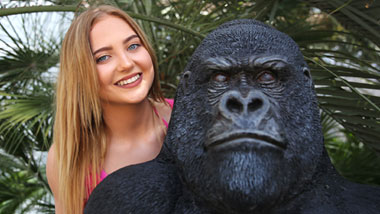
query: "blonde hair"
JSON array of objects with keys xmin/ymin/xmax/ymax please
[{"xmin": 54, "ymin": 5, "xmax": 164, "ymax": 213}]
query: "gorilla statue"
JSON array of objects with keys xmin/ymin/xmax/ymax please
[{"xmin": 84, "ymin": 19, "xmax": 380, "ymax": 214}]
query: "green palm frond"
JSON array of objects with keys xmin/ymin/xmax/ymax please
[
  {"xmin": 0, "ymin": 150, "xmax": 53, "ymax": 213},
  {"xmin": 0, "ymin": 10, "xmax": 58, "ymax": 155},
  {"xmin": 326, "ymin": 130, "xmax": 380, "ymax": 185},
  {"xmin": 304, "ymin": 32, "xmax": 380, "ymax": 153},
  {"xmin": 0, "ymin": 13, "xmax": 61, "ymax": 94},
  {"xmin": 0, "ymin": 7, "xmax": 62, "ymax": 212},
  {"xmin": 322, "ymin": 113, "xmax": 380, "ymax": 186},
  {"xmin": 264, "ymin": 1, "xmax": 380, "ymax": 154},
  {"xmin": 0, "ymin": 92, "xmax": 53, "ymax": 154},
  {"xmin": 307, "ymin": 0, "xmax": 380, "ymax": 47}
]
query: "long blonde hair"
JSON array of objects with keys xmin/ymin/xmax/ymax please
[{"xmin": 54, "ymin": 5, "xmax": 164, "ymax": 213}]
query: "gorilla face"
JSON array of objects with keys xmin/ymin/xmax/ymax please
[{"xmin": 167, "ymin": 20, "xmax": 324, "ymax": 213}]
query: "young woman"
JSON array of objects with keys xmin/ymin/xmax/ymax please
[{"xmin": 46, "ymin": 5, "xmax": 173, "ymax": 213}]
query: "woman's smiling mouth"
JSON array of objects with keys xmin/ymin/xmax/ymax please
[{"xmin": 115, "ymin": 73, "xmax": 142, "ymax": 87}]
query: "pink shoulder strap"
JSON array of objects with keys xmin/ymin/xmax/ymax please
[
  {"xmin": 165, "ymin": 98, "xmax": 174, "ymax": 109},
  {"xmin": 161, "ymin": 98, "xmax": 173, "ymax": 128}
]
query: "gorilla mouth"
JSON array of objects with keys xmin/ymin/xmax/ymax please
[{"xmin": 206, "ymin": 131, "xmax": 286, "ymax": 150}]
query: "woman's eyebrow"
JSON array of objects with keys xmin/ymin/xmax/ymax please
[
  {"xmin": 92, "ymin": 46, "xmax": 111, "ymax": 56},
  {"xmin": 92, "ymin": 35, "xmax": 139, "ymax": 56},
  {"xmin": 123, "ymin": 34, "xmax": 139, "ymax": 45}
]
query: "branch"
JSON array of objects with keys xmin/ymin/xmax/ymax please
[
  {"xmin": 127, "ymin": 12, "xmax": 205, "ymax": 39},
  {"xmin": 0, "ymin": 5, "xmax": 205, "ymax": 38},
  {"xmin": 0, "ymin": 5, "xmax": 79, "ymax": 16}
]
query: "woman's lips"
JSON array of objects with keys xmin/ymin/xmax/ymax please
[{"xmin": 115, "ymin": 73, "xmax": 142, "ymax": 88}]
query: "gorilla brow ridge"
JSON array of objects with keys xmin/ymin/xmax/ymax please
[{"xmin": 204, "ymin": 55, "xmax": 291, "ymax": 72}]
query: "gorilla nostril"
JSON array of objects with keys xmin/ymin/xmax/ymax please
[
  {"xmin": 226, "ymin": 98, "xmax": 243, "ymax": 114},
  {"xmin": 248, "ymin": 99, "xmax": 263, "ymax": 112}
]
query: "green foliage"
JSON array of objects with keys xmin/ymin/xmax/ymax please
[
  {"xmin": 0, "ymin": 6, "xmax": 60, "ymax": 212},
  {"xmin": 0, "ymin": 150, "xmax": 54, "ymax": 213},
  {"xmin": 322, "ymin": 113, "xmax": 380, "ymax": 185},
  {"xmin": 327, "ymin": 133, "xmax": 380, "ymax": 185}
]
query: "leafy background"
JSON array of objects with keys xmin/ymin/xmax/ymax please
[{"xmin": 0, "ymin": 0, "xmax": 379, "ymax": 213}]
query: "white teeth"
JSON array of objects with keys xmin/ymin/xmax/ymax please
[{"xmin": 117, "ymin": 74, "xmax": 140, "ymax": 86}]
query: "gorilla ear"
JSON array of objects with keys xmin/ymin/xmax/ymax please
[
  {"xmin": 182, "ymin": 70, "xmax": 192, "ymax": 90},
  {"xmin": 303, "ymin": 67, "xmax": 313, "ymax": 87},
  {"xmin": 183, "ymin": 70, "xmax": 192, "ymax": 79}
]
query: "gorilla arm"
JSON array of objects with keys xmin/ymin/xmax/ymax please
[{"xmin": 84, "ymin": 156, "xmax": 181, "ymax": 214}]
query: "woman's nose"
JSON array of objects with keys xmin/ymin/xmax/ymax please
[{"xmin": 117, "ymin": 52, "xmax": 133, "ymax": 72}]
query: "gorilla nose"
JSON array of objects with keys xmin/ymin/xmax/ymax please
[{"xmin": 219, "ymin": 90, "xmax": 268, "ymax": 121}]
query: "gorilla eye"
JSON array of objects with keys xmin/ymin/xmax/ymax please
[
  {"xmin": 257, "ymin": 71, "xmax": 276, "ymax": 84},
  {"xmin": 213, "ymin": 73, "xmax": 228, "ymax": 82}
]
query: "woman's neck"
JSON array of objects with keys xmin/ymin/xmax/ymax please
[
  {"xmin": 101, "ymin": 98, "xmax": 156, "ymax": 141},
  {"xmin": 101, "ymin": 98, "xmax": 166, "ymax": 174}
]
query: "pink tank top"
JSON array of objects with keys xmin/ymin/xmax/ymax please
[{"xmin": 85, "ymin": 98, "xmax": 174, "ymax": 201}]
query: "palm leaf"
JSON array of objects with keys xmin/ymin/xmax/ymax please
[
  {"xmin": 307, "ymin": 0, "xmax": 380, "ymax": 47},
  {"xmin": 326, "ymin": 130, "xmax": 380, "ymax": 185}
]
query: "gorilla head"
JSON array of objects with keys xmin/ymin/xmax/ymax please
[{"xmin": 166, "ymin": 19, "xmax": 324, "ymax": 213}]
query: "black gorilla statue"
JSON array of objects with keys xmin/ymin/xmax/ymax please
[{"xmin": 84, "ymin": 19, "xmax": 380, "ymax": 214}]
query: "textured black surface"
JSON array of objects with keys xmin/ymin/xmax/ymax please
[{"xmin": 84, "ymin": 148, "xmax": 181, "ymax": 214}]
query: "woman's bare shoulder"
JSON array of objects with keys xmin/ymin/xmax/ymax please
[
  {"xmin": 46, "ymin": 144, "xmax": 65, "ymax": 213},
  {"xmin": 46, "ymin": 144, "xmax": 59, "ymax": 196}
]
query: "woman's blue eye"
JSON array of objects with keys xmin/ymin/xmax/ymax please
[
  {"xmin": 128, "ymin": 44, "xmax": 140, "ymax": 51},
  {"xmin": 96, "ymin": 55, "xmax": 110, "ymax": 63}
]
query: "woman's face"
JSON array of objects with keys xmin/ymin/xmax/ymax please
[{"xmin": 90, "ymin": 15, "xmax": 154, "ymax": 105}]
